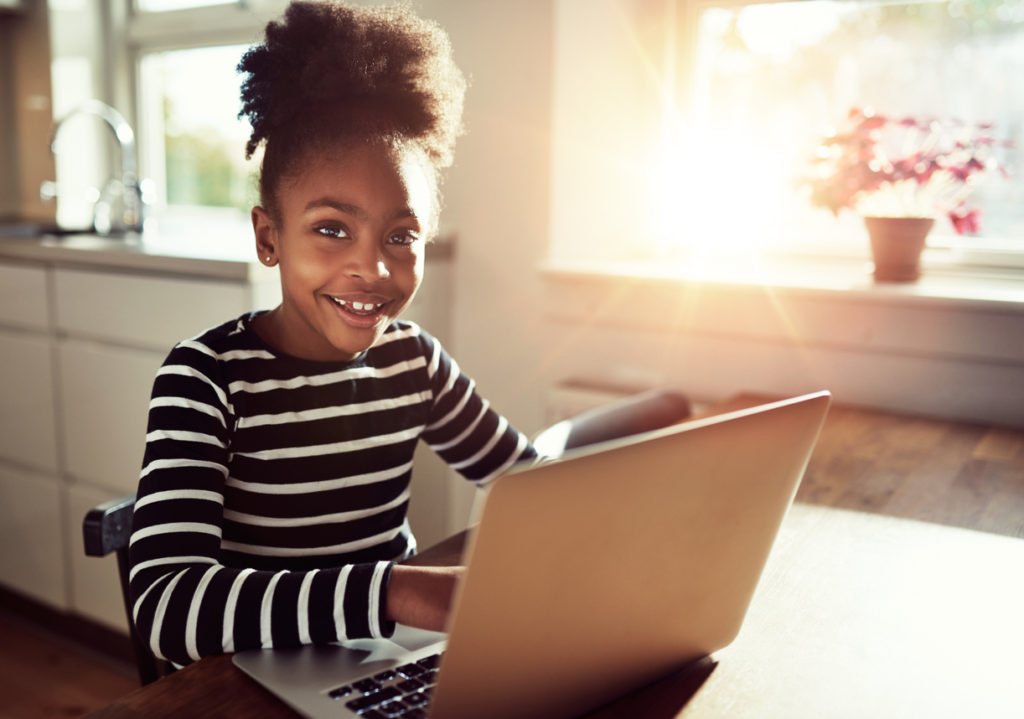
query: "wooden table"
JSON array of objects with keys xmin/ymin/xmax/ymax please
[{"xmin": 84, "ymin": 404, "xmax": 1024, "ymax": 719}]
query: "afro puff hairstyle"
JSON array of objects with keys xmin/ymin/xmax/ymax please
[{"xmin": 238, "ymin": 1, "xmax": 467, "ymax": 215}]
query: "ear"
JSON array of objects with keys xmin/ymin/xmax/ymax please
[{"xmin": 252, "ymin": 206, "xmax": 279, "ymax": 266}]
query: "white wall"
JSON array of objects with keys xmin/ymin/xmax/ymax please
[
  {"xmin": 418, "ymin": 0, "xmax": 555, "ymax": 528},
  {"xmin": 426, "ymin": 0, "xmax": 554, "ymax": 426}
]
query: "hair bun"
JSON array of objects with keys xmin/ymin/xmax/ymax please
[{"xmin": 238, "ymin": 1, "xmax": 466, "ymax": 168}]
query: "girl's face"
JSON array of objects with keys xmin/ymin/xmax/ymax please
[{"xmin": 253, "ymin": 141, "xmax": 435, "ymax": 362}]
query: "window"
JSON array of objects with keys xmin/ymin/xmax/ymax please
[
  {"xmin": 549, "ymin": 0, "xmax": 1024, "ymax": 272},
  {"xmin": 135, "ymin": 0, "xmax": 232, "ymax": 10},
  {"xmin": 679, "ymin": 0, "xmax": 1023, "ymax": 264},
  {"xmin": 137, "ymin": 44, "xmax": 257, "ymax": 231},
  {"xmin": 125, "ymin": 0, "xmax": 286, "ymax": 233}
]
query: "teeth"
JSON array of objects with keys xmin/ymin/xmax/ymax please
[{"xmin": 332, "ymin": 297, "xmax": 383, "ymax": 313}]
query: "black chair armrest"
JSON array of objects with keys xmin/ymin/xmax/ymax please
[{"xmin": 83, "ymin": 493, "xmax": 137, "ymax": 557}]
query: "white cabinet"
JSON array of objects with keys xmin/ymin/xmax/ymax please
[
  {"xmin": 0, "ymin": 263, "xmax": 49, "ymax": 329},
  {"xmin": 0, "ymin": 257, "xmax": 281, "ymax": 633},
  {"xmin": 54, "ymin": 267, "xmax": 253, "ymax": 351},
  {"xmin": 0, "ymin": 263, "xmax": 57, "ymax": 474},
  {"xmin": 59, "ymin": 339, "xmax": 165, "ymax": 493},
  {"xmin": 0, "ymin": 464, "xmax": 66, "ymax": 610},
  {"xmin": 0, "ymin": 331, "xmax": 59, "ymax": 473},
  {"xmin": 0, "ymin": 262, "xmax": 63, "ymax": 610}
]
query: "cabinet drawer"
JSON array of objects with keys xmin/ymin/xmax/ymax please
[
  {"xmin": 55, "ymin": 267, "xmax": 250, "ymax": 351},
  {"xmin": 59, "ymin": 339, "xmax": 165, "ymax": 492},
  {"xmin": 0, "ymin": 262, "xmax": 49, "ymax": 330},
  {"xmin": 0, "ymin": 331, "xmax": 59, "ymax": 473},
  {"xmin": 0, "ymin": 465, "xmax": 66, "ymax": 610}
]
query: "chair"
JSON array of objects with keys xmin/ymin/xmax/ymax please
[
  {"xmin": 82, "ymin": 387, "xmax": 690, "ymax": 685},
  {"xmin": 532, "ymin": 387, "xmax": 692, "ymax": 457},
  {"xmin": 82, "ymin": 493, "xmax": 170, "ymax": 685}
]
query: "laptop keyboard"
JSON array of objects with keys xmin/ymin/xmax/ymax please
[{"xmin": 328, "ymin": 651, "xmax": 443, "ymax": 718}]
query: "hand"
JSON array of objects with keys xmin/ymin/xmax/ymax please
[{"xmin": 385, "ymin": 565, "xmax": 464, "ymax": 632}]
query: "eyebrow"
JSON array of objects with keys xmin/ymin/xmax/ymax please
[{"xmin": 304, "ymin": 198, "xmax": 418, "ymax": 222}]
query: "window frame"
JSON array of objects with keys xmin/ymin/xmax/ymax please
[{"xmin": 113, "ymin": 0, "xmax": 287, "ymax": 227}]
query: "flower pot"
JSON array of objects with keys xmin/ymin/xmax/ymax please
[{"xmin": 863, "ymin": 216, "xmax": 934, "ymax": 282}]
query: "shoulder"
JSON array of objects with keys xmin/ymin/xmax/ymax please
[{"xmin": 162, "ymin": 313, "xmax": 272, "ymax": 370}]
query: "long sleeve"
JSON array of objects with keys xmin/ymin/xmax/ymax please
[
  {"xmin": 418, "ymin": 329, "xmax": 538, "ymax": 483},
  {"xmin": 128, "ymin": 329, "xmax": 394, "ymax": 667}
]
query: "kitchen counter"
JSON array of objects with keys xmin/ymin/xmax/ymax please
[{"xmin": 0, "ymin": 227, "xmax": 268, "ymax": 281}]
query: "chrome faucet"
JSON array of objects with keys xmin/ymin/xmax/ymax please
[{"xmin": 47, "ymin": 100, "xmax": 148, "ymax": 236}]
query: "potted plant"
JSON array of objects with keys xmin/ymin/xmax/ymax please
[{"xmin": 806, "ymin": 107, "xmax": 1010, "ymax": 281}]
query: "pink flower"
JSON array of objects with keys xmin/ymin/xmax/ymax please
[
  {"xmin": 949, "ymin": 207, "xmax": 981, "ymax": 235},
  {"xmin": 805, "ymin": 107, "xmax": 1010, "ymax": 235}
]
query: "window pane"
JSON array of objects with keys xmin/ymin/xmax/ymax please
[
  {"xmin": 135, "ymin": 0, "xmax": 233, "ymax": 12},
  {"xmin": 674, "ymin": 0, "xmax": 1023, "ymax": 257},
  {"xmin": 139, "ymin": 44, "xmax": 257, "ymax": 220}
]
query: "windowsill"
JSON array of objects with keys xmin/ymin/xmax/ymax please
[{"xmin": 541, "ymin": 253, "xmax": 1024, "ymax": 315}]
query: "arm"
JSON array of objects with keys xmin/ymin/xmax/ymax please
[
  {"xmin": 417, "ymin": 330, "xmax": 538, "ymax": 483},
  {"xmin": 385, "ymin": 565, "xmax": 463, "ymax": 632},
  {"xmin": 128, "ymin": 339, "xmax": 394, "ymax": 666}
]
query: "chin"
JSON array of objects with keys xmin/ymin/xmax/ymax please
[{"xmin": 330, "ymin": 330, "xmax": 385, "ymax": 358}]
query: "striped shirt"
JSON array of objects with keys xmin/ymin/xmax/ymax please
[{"xmin": 128, "ymin": 313, "xmax": 536, "ymax": 666}]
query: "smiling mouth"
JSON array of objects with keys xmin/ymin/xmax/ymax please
[{"xmin": 329, "ymin": 297, "xmax": 387, "ymax": 316}]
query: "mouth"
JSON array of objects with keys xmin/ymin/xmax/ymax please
[
  {"xmin": 330, "ymin": 297, "xmax": 387, "ymax": 315},
  {"xmin": 326, "ymin": 294, "xmax": 394, "ymax": 328}
]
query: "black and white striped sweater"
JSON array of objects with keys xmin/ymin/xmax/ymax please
[{"xmin": 128, "ymin": 313, "xmax": 536, "ymax": 666}]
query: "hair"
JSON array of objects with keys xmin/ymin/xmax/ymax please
[{"xmin": 237, "ymin": 1, "xmax": 467, "ymax": 222}]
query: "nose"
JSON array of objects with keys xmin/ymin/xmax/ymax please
[{"xmin": 346, "ymin": 238, "xmax": 390, "ymax": 282}]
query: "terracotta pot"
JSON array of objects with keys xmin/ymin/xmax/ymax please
[{"xmin": 863, "ymin": 216, "xmax": 935, "ymax": 282}]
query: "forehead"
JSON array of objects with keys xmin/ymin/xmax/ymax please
[{"xmin": 282, "ymin": 139, "xmax": 437, "ymax": 218}]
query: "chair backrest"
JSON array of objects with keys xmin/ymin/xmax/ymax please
[
  {"xmin": 533, "ymin": 388, "xmax": 692, "ymax": 458},
  {"xmin": 82, "ymin": 493, "xmax": 167, "ymax": 685}
]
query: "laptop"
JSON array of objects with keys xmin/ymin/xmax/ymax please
[{"xmin": 234, "ymin": 391, "xmax": 831, "ymax": 719}]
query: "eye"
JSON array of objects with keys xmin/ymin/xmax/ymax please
[
  {"xmin": 388, "ymin": 229, "xmax": 421, "ymax": 246},
  {"xmin": 315, "ymin": 223, "xmax": 349, "ymax": 239}
]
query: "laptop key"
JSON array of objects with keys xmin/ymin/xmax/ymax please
[
  {"xmin": 346, "ymin": 686, "xmax": 400, "ymax": 712},
  {"xmin": 399, "ymin": 709, "xmax": 427, "ymax": 719},
  {"xmin": 416, "ymin": 653, "xmax": 441, "ymax": 669},
  {"xmin": 328, "ymin": 684, "xmax": 354, "ymax": 699},
  {"xmin": 378, "ymin": 701, "xmax": 406, "ymax": 717},
  {"xmin": 395, "ymin": 678, "xmax": 423, "ymax": 693},
  {"xmin": 353, "ymin": 678, "xmax": 382, "ymax": 694},
  {"xmin": 345, "ymin": 695, "xmax": 379, "ymax": 712},
  {"xmin": 373, "ymin": 669, "xmax": 398, "ymax": 682},
  {"xmin": 403, "ymin": 692, "xmax": 428, "ymax": 706},
  {"xmin": 396, "ymin": 662, "xmax": 426, "ymax": 678}
]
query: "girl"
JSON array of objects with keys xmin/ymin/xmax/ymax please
[{"xmin": 128, "ymin": 0, "xmax": 538, "ymax": 668}]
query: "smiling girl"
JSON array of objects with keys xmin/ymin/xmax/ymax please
[{"xmin": 127, "ymin": 1, "xmax": 538, "ymax": 668}]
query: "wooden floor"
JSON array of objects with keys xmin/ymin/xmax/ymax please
[
  {"xmin": 795, "ymin": 403, "xmax": 1024, "ymax": 539},
  {"xmin": 0, "ymin": 609, "xmax": 137, "ymax": 718},
  {"xmin": 1, "ymin": 400, "xmax": 1021, "ymax": 718}
]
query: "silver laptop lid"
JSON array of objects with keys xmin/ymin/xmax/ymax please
[{"xmin": 429, "ymin": 391, "xmax": 831, "ymax": 719}]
